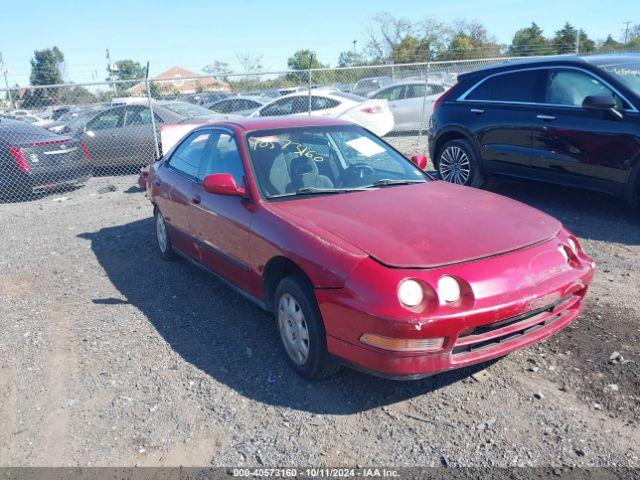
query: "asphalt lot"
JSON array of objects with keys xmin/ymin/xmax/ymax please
[{"xmin": 0, "ymin": 138, "xmax": 638, "ymax": 467}]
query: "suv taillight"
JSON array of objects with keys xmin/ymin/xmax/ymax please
[
  {"xmin": 433, "ymin": 82, "xmax": 458, "ymax": 112},
  {"xmin": 8, "ymin": 146, "xmax": 31, "ymax": 172},
  {"xmin": 80, "ymin": 141, "xmax": 92, "ymax": 161}
]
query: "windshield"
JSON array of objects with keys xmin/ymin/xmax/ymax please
[
  {"xmin": 246, "ymin": 126, "xmax": 428, "ymax": 199},
  {"xmin": 597, "ymin": 59, "xmax": 640, "ymax": 97},
  {"xmin": 160, "ymin": 102, "xmax": 214, "ymax": 118}
]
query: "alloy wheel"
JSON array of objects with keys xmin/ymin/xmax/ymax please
[
  {"xmin": 439, "ymin": 146, "xmax": 471, "ymax": 185},
  {"xmin": 277, "ymin": 293, "xmax": 310, "ymax": 365}
]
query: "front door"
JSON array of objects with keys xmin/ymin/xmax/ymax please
[
  {"xmin": 459, "ymin": 68, "xmax": 546, "ymax": 174},
  {"xmin": 155, "ymin": 129, "xmax": 214, "ymax": 257},
  {"xmin": 188, "ymin": 130, "xmax": 253, "ymax": 291},
  {"xmin": 81, "ymin": 106, "xmax": 125, "ymax": 169},
  {"xmin": 529, "ymin": 67, "xmax": 640, "ymax": 195}
]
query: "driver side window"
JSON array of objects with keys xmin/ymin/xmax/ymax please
[
  {"xmin": 169, "ymin": 130, "xmax": 212, "ymax": 178},
  {"xmin": 197, "ymin": 132, "xmax": 245, "ymax": 186},
  {"xmin": 544, "ymin": 69, "xmax": 625, "ymax": 109}
]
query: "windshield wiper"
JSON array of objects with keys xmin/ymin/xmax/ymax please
[
  {"xmin": 365, "ymin": 179, "xmax": 426, "ymax": 188},
  {"xmin": 269, "ymin": 186, "xmax": 369, "ymax": 199}
]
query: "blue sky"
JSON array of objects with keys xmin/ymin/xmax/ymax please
[{"xmin": 0, "ymin": 0, "xmax": 636, "ymax": 86}]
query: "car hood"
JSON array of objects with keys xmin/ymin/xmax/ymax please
[{"xmin": 269, "ymin": 182, "xmax": 562, "ymax": 269}]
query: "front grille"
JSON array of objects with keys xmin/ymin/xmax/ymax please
[{"xmin": 452, "ymin": 296, "xmax": 574, "ymax": 356}]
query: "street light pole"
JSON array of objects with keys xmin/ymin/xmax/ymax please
[{"xmin": 0, "ymin": 52, "xmax": 14, "ymax": 109}]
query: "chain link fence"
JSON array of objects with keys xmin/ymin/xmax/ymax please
[{"xmin": 0, "ymin": 52, "xmax": 630, "ymax": 202}]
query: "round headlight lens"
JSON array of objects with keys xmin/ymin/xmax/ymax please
[
  {"xmin": 398, "ymin": 279, "xmax": 424, "ymax": 307},
  {"xmin": 438, "ymin": 276, "xmax": 461, "ymax": 303}
]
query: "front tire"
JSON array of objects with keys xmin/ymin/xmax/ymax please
[
  {"xmin": 437, "ymin": 139, "xmax": 484, "ymax": 188},
  {"xmin": 155, "ymin": 208, "xmax": 176, "ymax": 261},
  {"xmin": 275, "ymin": 274, "xmax": 339, "ymax": 380}
]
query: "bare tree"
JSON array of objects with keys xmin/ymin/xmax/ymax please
[
  {"xmin": 203, "ymin": 60, "xmax": 232, "ymax": 79},
  {"xmin": 236, "ymin": 52, "xmax": 263, "ymax": 76},
  {"xmin": 365, "ymin": 12, "xmax": 412, "ymax": 61}
]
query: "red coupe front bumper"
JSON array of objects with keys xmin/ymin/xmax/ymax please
[{"xmin": 316, "ymin": 232, "xmax": 594, "ymax": 379}]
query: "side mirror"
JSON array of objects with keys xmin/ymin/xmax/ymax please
[
  {"xmin": 582, "ymin": 94, "xmax": 623, "ymax": 119},
  {"xmin": 411, "ymin": 154, "xmax": 428, "ymax": 170},
  {"xmin": 203, "ymin": 173, "xmax": 246, "ymax": 197}
]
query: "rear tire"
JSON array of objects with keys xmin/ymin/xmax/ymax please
[
  {"xmin": 437, "ymin": 139, "xmax": 484, "ymax": 188},
  {"xmin": 155, "ymin": 208, "xmax": 176, "ymax": 261},
  {"xmin": 274, "ymin": 274, "xmax": 339, "ymax": 380}
]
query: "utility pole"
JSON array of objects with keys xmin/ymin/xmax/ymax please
[
  {"xmin": 106, "ymin": 48, "xmax": 114, "ymax": 92},
  {"xmin": 352, "ymin": 40, "xmax": 357, "ymax": 57},
  {"xmin": 623, "ymin": 21, "xmax": 632, "ymax": 44},
  {"xmin": 575, "ymin": 29, "xmax": 580, "ymax": 55},
  {"xmin": 0, "ymin": 52, "xmax": 14, "ymax": 109}
]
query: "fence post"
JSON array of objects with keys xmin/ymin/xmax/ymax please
[
  {"xmin": 145, "ymin": 61, "xmax": 161, "ymax": 161},
  {"xmin": 416, "ymin": 62, "xmax": 431, "ymax": 153},
  {"xmin": 307, "ymin": 55, "xmax": 314, "ymax": 116}
]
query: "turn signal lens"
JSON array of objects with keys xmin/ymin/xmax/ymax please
[
  {"xmin": 398, "ymin": 279, "xmax": 424, "ymax": 307},
  {"xmin": 360, "ymin": 334, "xmax": 445, "ymax": 352},
  {"xmin": 567, "ymin": 238, "xmax": 578, "ymax": 255},
  {"xmin": 438, "ymin": 276, "xmax": 461, "ymax": 303}
]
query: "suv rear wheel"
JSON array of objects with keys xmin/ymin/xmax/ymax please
[{"xmin": 437, "ymin": 139, "xmax": 484, "ymax": 188}]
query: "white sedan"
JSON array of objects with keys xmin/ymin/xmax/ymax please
[
  {"xmin": 369, "ymin": 81, "xmax": 447, "ymax": 132},
  {"xmin": 251, "ymin": 89, "xmax": 394, "ymax": 136}
]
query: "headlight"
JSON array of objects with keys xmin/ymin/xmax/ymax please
[
  {"xmin": 398, "ymin": 279, "xmax": 424, "ymax": 307},
  {"xmin": 438, "ymin": 276, "xmax": 461, "ymax": 303}
]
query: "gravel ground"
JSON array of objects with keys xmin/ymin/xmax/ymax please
[{"xmin": 0, "ymin": 142, "xmax": 638, "ymax": 467}]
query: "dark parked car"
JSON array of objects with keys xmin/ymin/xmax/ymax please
[
  {"xmin": 69, "ymin": 101, "xmax": 234, "ymax": 169},
  {"xmin": 0, "ymin": 118, "xmax": 91, "ymax": 198},
  {"xmin": 205, "ymin": 96, "xmax": 267, "ymax": 116},
  {"xmin": 428, "ymin": 55, "xmax": 640, "ymax": 208}
]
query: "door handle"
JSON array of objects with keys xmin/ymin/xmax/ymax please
[
  {"xmin": 470, "ymin": 108, "xmax": 484, "ymax": 114},
  {"xmin": 191, "ymin": 195, "xmax": 201, "ymax": 204},
  {"xmin": 536, "ymin": 114, "xmax": 556, "ymax": 121}
]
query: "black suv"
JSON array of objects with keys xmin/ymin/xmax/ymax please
[{"xmin": 428, "ymin": 55, "xmax": 640, "ymax": 207}]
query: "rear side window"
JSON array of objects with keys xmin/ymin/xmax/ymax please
[
  {"xmin": 466, "ymin": 70, "xmax": 543, "ymax": 103},
  {"xmin": 311, "ymin": 96, "xmax": 340, "ymax": 111},
  {"xmin": 169, "ymin": 130, "xmax": 212, "ymax": 178}
]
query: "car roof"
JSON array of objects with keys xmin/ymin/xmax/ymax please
[
  {"xmin": 212, "ymin": 116, "xmax": 353, "ymax": 132},
  {"xmin": 213, "ymin": 95, "xmax": 267, "ymax": 103},
  {"xmin": 458, "ymin": 54, "xmax": 640, "ymax": 81}
]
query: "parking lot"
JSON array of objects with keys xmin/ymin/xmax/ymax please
[{"xmin": 0, "ymin": 132, "xmax": 638, "ymax": 466}]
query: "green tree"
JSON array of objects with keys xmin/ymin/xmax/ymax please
[
  {"xmin": 509, "ymin": 23, "xmax": 551, "ymax": 56},
  {"xmin": 337, "ymin": 50, "xmax": 366, "ymax": 67},
  {"xmin": 446, "ymin": 20, "xmax": 500, "ymax": 59},
  {"xmin": 110, "ymin": 59, "xmax": 145, "ymax": 81},
  {"xmin": 109, "ymin": 59, "xmax": 146, "ymax": 94},
  {"xmin": 391, "ymin": 35, "xmax": 430, "ymax": 63},
  {"xmin": 553, "ymin": 22, "xmax": 578, "ymax": 53},
  {"xmin": 30, "ymin": 46, "xmax": 64, "ymax": 86},
  {"xmin": 29, "ymin": 46, "xmax": 65, "ymax": 106},
  {"xmin": 287, "ymin": 49, "xmax": 327, "ymax": 83},
  {"xmin": 599, "ymin": 34, "xmax": 622, "ymax": 52},
  {"xmin": 287, "ymin": 49, "xmax": 326, "ymax": 71}
]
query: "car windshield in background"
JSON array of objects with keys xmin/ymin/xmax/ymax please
[
  {"xmin": 596, "ymin": 60, "xmax": 640, "ymax": 97},
  {"xmin": 160, "ymin": 102, "xmax": 214, "ymax": 117},
  {"xmin": 246, "ymin": 126, "xmax": 428, "ymax": 199}
]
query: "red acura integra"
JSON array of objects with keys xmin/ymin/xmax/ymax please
[{"xmin": 146, "ymin": 117, "xmax": 594, "ymax": 380}]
